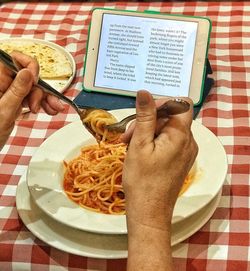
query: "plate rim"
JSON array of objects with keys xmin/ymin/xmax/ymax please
[{"xmin": 16, "ymin": 173, "xmax": 222, "ymax": 259}]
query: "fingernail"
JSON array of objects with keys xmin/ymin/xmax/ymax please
[{"xmin": 137, "ymin": 90, "xmax": 150, "ymax": 106}]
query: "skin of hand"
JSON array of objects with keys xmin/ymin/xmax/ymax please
[
  {"xmin": 0, "ymin": 51, "xmax": 65, "ymax": 150},
  {"xmin": 122, "ymin": 90, "xmax": 198, "ymax": 271}
]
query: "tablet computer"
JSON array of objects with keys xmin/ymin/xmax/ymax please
[{"xmin": 83, "ymin": 8, "xmax": 211, "ymax": 105}]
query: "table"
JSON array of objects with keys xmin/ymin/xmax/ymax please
[{"xmin": 0, "ymin": 1, "xmax": 249, "ymax": 271}]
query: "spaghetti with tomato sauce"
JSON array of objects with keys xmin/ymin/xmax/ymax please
[{"xmin": 63, "ymin": 109, "xmax": 197, "ymax": 215}]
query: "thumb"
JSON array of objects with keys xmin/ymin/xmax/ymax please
[
  {"xmin": 3, "ymin": 69, "xmax": 33, "ymax": 108},
  {"xmin": 131, "ymin": 90, "xmax": 156, "ymax": 145}
]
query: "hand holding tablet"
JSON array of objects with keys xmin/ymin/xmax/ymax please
[{"xmin": 83, "ymin": 9, "xmax": 211, "ymax": 105}]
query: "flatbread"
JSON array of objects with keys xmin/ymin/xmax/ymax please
[{"xmin": 0, "ymin": 41, "xmax": 73, "ymax": 79}]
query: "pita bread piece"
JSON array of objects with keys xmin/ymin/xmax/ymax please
[{"xmin": 0, "ymin": 41, "xmax": 73, "ymax": 79}]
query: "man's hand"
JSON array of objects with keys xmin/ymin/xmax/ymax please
[{"xmin": 122, "ymin": 90, "xmax": 198, "ymax": 271}]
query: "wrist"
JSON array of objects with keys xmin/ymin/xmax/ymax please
[
  {"xmin": 126, "ymin": 213, "xmax": 174, "ymax": 271},
  {"xmin": 126, "ymin": 195, "xmax": 174, "ymax": 231}
]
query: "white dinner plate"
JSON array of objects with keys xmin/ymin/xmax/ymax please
[
  {"xmin": 17, "ymin": 174, "xmax": 222, "ymax": 259},
  {"xmin": 0, "ymin": 37, "xmax": 76, "ymax": 93},
  {"xmin": 26, "ymin": 108, "xmax": 228, "ymax": 234}
]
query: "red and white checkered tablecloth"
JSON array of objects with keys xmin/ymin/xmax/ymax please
[{"xmin": 0, "ymin": 1, "xmax": 249, "ymax": 271}]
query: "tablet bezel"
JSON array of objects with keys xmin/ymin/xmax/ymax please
[{"xmin": 83, "ymin": 8, "xmax": 211, "ymax": 105}]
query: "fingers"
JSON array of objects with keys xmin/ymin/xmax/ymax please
[
  {"xmin": 122, "ymin": 95, "xmax": 193, "ymax": 144},
  {"xmin": 0, "ymin": 62, "xmax": 13, "ymax": 92},
  {"xmin": 0, "ymin": 51, "xmax": 40, "ymax": 108},
  {"xmin": 26, "ymin": 88, "xmax": 65, "ymax": 115},
  {"xmin": 155, "ymin": 97, "xmax": 193, "ymax": 129},
  {"xmin": 120, "ymin": 121, "xmax": 135, "ymax": 143},
  {"xmin": 41, "ymin": 95, "xmax": 65, "ymax": 115},
  {"xmin": 24, "ymin": 86, "xmax": 44, "ymax": 113},
  {"xmin": 129, "ymin": 90, "xmax": 156, "ymax": 146},
  {"xmin": 159, "ymin": 98, "xmax": 193, "ymax": 140},
  {"xmin": 0, "ymin": 51, "xmax": 64, "ymax": 122},
  {"xmin": 1, "ymin": 69, "xmax": 33, "ymax": 109}
]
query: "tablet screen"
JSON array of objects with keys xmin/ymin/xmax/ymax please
[{"xmin": 94, "ymin": 13, "xmax": 198, "ymax": 97}]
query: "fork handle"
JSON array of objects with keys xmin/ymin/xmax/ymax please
[
  {"xmin": 122, "ymin": 99, "xmax": 190, "ymax": 124},
  {"xmin": 157, "ymin": 99, "xmax": 190, "ymax": 117},
  {"xmin": 106, "ymin": 99, "xmax": 190, "ymax": 133}
]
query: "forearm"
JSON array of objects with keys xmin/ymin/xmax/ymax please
[
  {"xmin": 127, "ymin": 219, "xmax": 173, "ymax": 271},
  {"xmin": 126, "ymin": 197, "xmax": 174, "ymax": 271}
]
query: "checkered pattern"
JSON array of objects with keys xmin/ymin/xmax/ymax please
[{"xmin": 0, "ymin": 1, "xmax": 249, "ymax": 271}]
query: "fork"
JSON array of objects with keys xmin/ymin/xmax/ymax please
[
  {"xmin": 0, "ymin": 49, "xmax": 98, "ymax": 137},
  {"xmin": 0, "ymin": 49, "xmax": 190, "ymax": 137},
  {"xmin": 105, "ymin": 98, "xmax": 190, "ymax": 133}
]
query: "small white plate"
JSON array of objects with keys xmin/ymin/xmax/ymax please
[
  {"xmin": 0, "ymin": 37, "xmax": 76, "ymax": 93},
  {"xmin": 16, "ymin": 174, "xmax": 222, "ymax": 259},
  {"xmin": 26, "ymin": 108, "xmax": 228, "ymax": 234}
]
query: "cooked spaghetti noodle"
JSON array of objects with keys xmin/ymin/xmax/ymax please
[
  {"xmin": 63, "ymin": 109, "xmax": 197, "ymax": 215},
  {"xmin": 63, "ymin": 142, "xmax": 126, "ymax": 214},
  {"xmin": 63, "ymin": 142, "xmax": 197, "ymax": 215},
  {"xmin": 63, "ymin": 109, "xmax": 126, "ymax": 214},
  {"xmin": 82, "ymin": 109, "xmax": 121, "ymax": 143}
]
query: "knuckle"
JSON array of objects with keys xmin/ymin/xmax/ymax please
[
  {"xmin": 133, "ymin": 137, "xmax": 148, "ymax": 149},
  {"xmin": 136, "ymin": 111, "xmax": 155, "ymax": 123},
  {"xmin": 177, "ymin": 130, "xmax": 197, "ymax": 154},
  {"xmin": 8, "ymin": 83, "xmax": 26, "ymax": 99}
]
